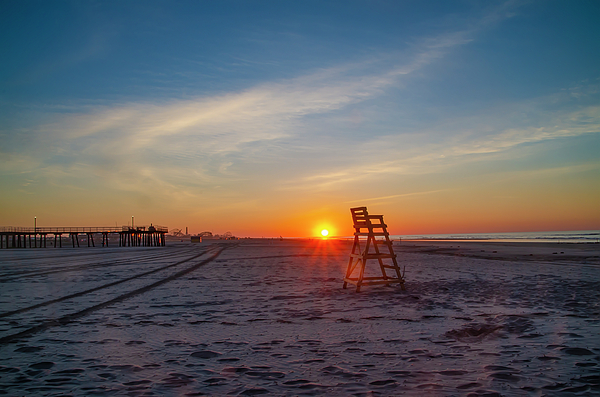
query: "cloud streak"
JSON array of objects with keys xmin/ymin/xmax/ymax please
[
  {"xmin": 5, "ymin": 0, "xmax": 594, "ymax": 207},
  {"xmin": 18, "ymin": 2, "xmax": 524, "ymax": 156},
  {"xmin": 4, "ymin": 21, "xmax": 479, "ymax": 185},
  {"xmin": 287, "ymin": 99, "xmax": 600, "ymax": 191}
]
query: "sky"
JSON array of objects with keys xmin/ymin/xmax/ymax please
[{"xmin": 1, "ymin": 0, "xmax": 599, "ymax": 237}]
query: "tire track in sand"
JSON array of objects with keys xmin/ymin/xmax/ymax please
[
  {"xmin": 0, "ymin": 247, "xmax": 196, "ymax": 282},
  {"xmin": 0, "ymin": 244, "xmax": 235, "ymax": 345},
  {"xmin": 0, "ymin": 247, "xmax": 209, "ymax": 319}
]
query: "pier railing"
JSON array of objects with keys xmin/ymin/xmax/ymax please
[{"xmin": 0, "ymin": 225, "xmax": 168, "ymax": 233}]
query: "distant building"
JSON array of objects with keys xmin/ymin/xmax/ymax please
[{"xmin": 191, "ymin": 236, "xmax": 202, "ymax": 243}]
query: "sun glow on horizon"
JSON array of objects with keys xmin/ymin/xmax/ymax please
[{"xmin": 321, "ymin": 229, "xmax": 329, "ymax": 237}]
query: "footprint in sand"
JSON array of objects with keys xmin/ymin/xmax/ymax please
[{"xmin": 190, "ymin": 350, "xmax": 221, "ymax": 359}]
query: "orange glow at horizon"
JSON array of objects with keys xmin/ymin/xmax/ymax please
[{"xmin": 2, "ymin": 166, "xmax": 597, "ymax": 238}]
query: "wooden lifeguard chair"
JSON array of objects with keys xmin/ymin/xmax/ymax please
[{"xmin": 343, "ymin": 207, "xmax": 405, "ymax": 292}]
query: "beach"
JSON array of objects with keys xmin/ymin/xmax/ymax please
[{"xmin": 0, "ymin": 239, "xmax": 599, "ymax": 395}]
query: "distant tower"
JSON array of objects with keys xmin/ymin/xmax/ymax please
[{"xmin": 186, "ymin": 227, "xmax": 188, "ymax": 235}]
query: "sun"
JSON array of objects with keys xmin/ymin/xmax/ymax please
[{"xmin": 321, "ymin": 229, "xmax": 329, "ymax": 237}]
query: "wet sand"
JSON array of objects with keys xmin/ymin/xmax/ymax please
[{"xmin": 0, "ymin": 239, "xmax": 598, "ymax": 395}]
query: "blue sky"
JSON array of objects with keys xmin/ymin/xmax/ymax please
[{"xmin": 1, "ymin": 0, "xmax": 599, "ymax": 236}]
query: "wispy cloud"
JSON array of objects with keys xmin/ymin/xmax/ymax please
[
  {"xmin": 344, "ymin": 190, "xmax": 449, "ymax": 204},
  {"xmin": 287, "ymin": 97, "xmax": 600, "ymax": 191},
  {"xmin": 21, "ymin": 2, "xmax": 524, "ymax": 148},
  {"xmin": 6, "ymin": 21, "xmax": 481, "ymax": 177},
  {"xmin": 5, "ymin": 0, "xmax": 577, "ymax": 206}
]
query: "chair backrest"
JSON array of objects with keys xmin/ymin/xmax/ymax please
[
  {"xmin": 350, "ymin": 207, "xmax": 370, "ymax": 227},
  {"xmin": 351, "ymin": 206, "xmax": 386, "ymax": 229}
]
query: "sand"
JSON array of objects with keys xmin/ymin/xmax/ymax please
[
  {"xmin": 395, "ymin": 240, "xmax": 600, "ymax": 266},
  {"xmin": 0, "ymin": 239, "xmax": 598, "ymax": 396}
]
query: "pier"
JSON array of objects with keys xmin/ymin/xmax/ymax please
[{"xmin": 0, "ymin": 225, "xmax": 167, "ymax": 249}]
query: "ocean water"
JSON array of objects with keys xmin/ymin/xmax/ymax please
[{"xmin": 392, "ymin": 229, "xmax": 600, "ymax": 243}]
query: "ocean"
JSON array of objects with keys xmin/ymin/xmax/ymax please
[{"xmin": 392, "ymin": 229, "xmax": 600, "ymax": 243}]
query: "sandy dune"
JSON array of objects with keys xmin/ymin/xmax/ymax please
[{"xmin": 0, "ymin": 239, "xmax": 598, "ymax": 395}]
